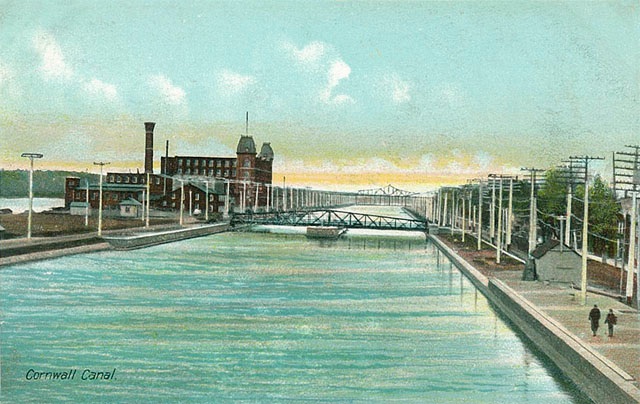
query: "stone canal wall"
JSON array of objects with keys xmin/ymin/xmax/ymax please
[{"xmin": 429, "ymin": 234, "xmax": 640, "ymax": 404}]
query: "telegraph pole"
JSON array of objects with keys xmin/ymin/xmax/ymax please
[
  {"xmin": 477, "ymin": 181, "xmax": 483, "ymax": 251},
  {"xmin": 93, "ymin": 161, "xmax": 110, "ymax": 237},
  {"xmin": 522, "ymin": 168, "xmax": 545, "ymax": 254},
  {"xmin": 570, "ymin": 155, "xmax": 604, "ymax": 305},
  {"xmin": 21, "ymin": 153, "xmax": 43, "ymax": 239}
]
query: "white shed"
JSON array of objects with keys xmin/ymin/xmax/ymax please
[
  {"xmin": 70, "ymin": 201, "xmax": 91, "ymax": 216},
  {"xmin": 119, "ymin": 198, "xmax": 142, "ymax": 218}
]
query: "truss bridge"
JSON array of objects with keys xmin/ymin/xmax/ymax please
[{"xmin": 231, "ymin": 208, "xmax": 426, "ymax": 232}]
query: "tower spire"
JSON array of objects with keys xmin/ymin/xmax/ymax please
[{"xmin": 245, "ymin": 111, "xmax": 249, "ymax": 135}]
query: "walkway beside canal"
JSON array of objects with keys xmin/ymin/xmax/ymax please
[{"xmin": 431, "ymin": 234, "xmax": 640, "ymax": 404}]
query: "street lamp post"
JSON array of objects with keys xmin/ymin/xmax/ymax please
[
  {"xmin": 93, "ymin": 161, "xmax": 110, "ymax": 236},
  {"xmin": 21, "ymin": 152, "xmax": 43, "ymax": 240}
]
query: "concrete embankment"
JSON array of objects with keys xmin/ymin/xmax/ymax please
[
  {"xmin": 0, "ymin": 223, "xmax": 230, "ymax": 267},
  {"xmin": 429, "ymin": 234, "xmax": 640, "ymax": 404}
]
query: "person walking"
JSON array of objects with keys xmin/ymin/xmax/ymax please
[
  {"xmin": 588, "ymin": 304, "xmax": 601, "ymax": 336},
  {"xmin": 604, "ymin": 309, "xmax": 617, "ymax": 337}
]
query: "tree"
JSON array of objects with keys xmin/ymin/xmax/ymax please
[
  {"xmin": 574, "ymin": 175, "xmax": 620, "ymax": 256},
  {"xmin": 536, "ymin": 168, "xmax": 569, "ymax": 240}
]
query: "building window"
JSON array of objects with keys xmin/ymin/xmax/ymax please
[
  {"xmin": 125, "ymin": 176, "xmax": 130, "ymax": 183},
  {"xmin": 172, "ymin": 202, "xmax": 176, "ymax": 208},
  {"xmin": 177, "ymin": 168, "xmax": 182, "ymax": 174},
  {"xmin": 224, "ymin": 169, "xmax": 229, "ymax": 176},
  {"xmin": 209, "ymin": 160, "xmax": 214, "ymax": 167},
  {"xmin": 155, "ymin": 178, "xmax": 160, "ymax": 185},
  {"xmin": 232, "ymin": 169, "xmax": 236, "ymax": 176},
  {"xmin": 209, "ymin": 169, "xmax": 214, "ymax": 176},
  {"xmin": 178, "ymin": 159, "xmax": 183, "ymax": 165},
  {"xmin": 216, "ymin": 169, "xmax": 221, "ymax": 176},
  {"xmin": 186, "ymin": 168, "xmax": 191, "ymax": 175},
  {"xmin": 195, "ymin": 193, "xmax": 200, "ymax": 201},
  {"xmin": 109, "ymin": 175, "xmax": 115, "ymax": 182},
  {"xmin": 186, "ymin": 159, "xmax": 191, "ymax": 166},
  {"xmin": 244, "ymin": 172, "xmax": 250, "ymax": 179},
  {"xmin": 116, "ymin": 176, "xmax": 122, "ymax": 183},
  {"xmin": 232, "ymin": 160, "xmax": 237, "ymax": 167},
  {"xmin": 224, "ymin": 160, "xmax": 230, "ymax": 167},
  {"xmin": 217, "ymin": 160, "xmax": 222, "ymax": 167},
  {"xmin": 194, "ymin": 159, "xmax": 199, "ymax": 166},
  {"xmin": 194, "ymin": 169, "xmax": 199, "ymax": 175},
  {"xmin": 132, "ymin": 176, "xmax": 138, "ymax": 183},
  {"xmin": 209, "ymin": 194, "xmax": 214, "ymax": 202},
  {"xmin": 243, "ymin": 160, "xmax": 250, "ymax": 168}
]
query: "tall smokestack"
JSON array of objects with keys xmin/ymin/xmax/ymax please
[{"xmin": 144, "ymin": 122, "xmax": 155, "ymax": 174}]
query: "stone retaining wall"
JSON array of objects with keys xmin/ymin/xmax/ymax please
[{"xmin": 429, "ymin": 234, "xmax": 640, "ymax": 404}]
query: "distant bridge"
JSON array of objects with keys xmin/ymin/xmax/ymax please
[
  {"xmin": 231, "ymin": 208, "xmax": 427, "ymax": 231},
  {"xmin": 356, "ymin": 184, "xmax": 419, "ymax": 206}
]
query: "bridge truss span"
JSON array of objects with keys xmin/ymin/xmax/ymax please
[{"xmin": 231, "ymin": 209, "xmax": 426, "ymax": 231}]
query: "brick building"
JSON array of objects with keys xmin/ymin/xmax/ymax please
[{"xmin": 65, "ymin": 121, "xmax": 274, "ymax": 216}]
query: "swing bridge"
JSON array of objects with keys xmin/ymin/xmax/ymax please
[{"xmin": 231, "ymin": 185, "xmax": 429, "ymax": 232}]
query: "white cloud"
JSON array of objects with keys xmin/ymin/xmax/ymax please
[
  {"xmin": 216, "ymin": 69, "xmax": 256, "ymax": 97},
  {"xmin": 0, "ymin": 61, "xmax": 12, "ymax": 84},
  {"xmin": 320, "ymin": 59, "xmax": 354, "ymax": 105},
  {"xmin": 148, "ymin": 74, "xmax": 186, "ymax": 105},
  {"xmin": 283, "ymin": 41, "xmax": 326, "ymax": 69},
  {"xmin": 284, "ymin": 40, "xmax": 354, "ymax": 105},
  {"xmin": 32, "ymin": 30, "xmax": 73, "ymax": 80},
  {"xmin": 83, "ymin": 78, "xmax": 118, "ymax": 101},
  {"xmin": 383, "ymin": 74, "xmax": 411, "ymax": 104}
]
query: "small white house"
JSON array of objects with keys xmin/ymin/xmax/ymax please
[
  {"xmin": 69, "ymin": 201, "xmax": 91, "ymax": 216},
  {"xmin": 531, "ymin": 239, "xmax": 582, "ymax": 285},
  {"xmin": 119, "ymin": 198, "xmax": 142, "ymax": 218}
]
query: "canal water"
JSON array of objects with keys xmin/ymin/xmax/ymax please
[{"xmin": 0, "ymin": 230, "xmax": 590, "ymax": 402}]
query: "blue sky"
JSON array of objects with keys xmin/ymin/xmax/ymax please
[{"xmin": 0, "ymin": 0, "xmax": 637, "ymax": 189}]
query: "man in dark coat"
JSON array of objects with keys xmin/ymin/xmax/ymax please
[
  {"xmin": 604, "ymin": 309, "xmax": 617, "ymax": 337},
  {"xmin": 588, "ymin": 304, "xmax": 601, "ymax": 336}
]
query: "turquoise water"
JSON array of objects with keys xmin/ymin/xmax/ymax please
[{"xmin": 1, "ymin": 231, "xmax": 589, "ymax": 403}]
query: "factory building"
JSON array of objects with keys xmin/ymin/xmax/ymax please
[{"xmin": 65, "ymin": 121, "xmax": 274, "ymax": 216}]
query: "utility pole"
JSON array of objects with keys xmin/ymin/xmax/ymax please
[
  {"xmin": 21, "ymin": 153, "xmax": 43, "ymax": 240},
  {"xmin": 478, "ymin": 182, "xmax": 483, "ymax": 251},
  {"xmin": 490, "ymin": 176, "xmax": 496, "ymax": 242},
  {"xmin": 613, "ymin": 145, "xmax": 640, "ymax": 306},
  {"xmin": 254, "ymin": 183, "xmax": 259, "ymax": 212},
  {"xmin": 506, "ymin": 178, "xmax": 513, "ymax": 248},
  {"xmin": 179, "ymin": 179, "xmax": 184, "ymax": 226},
  {"xmin": 145, "ymin": 172, "xmax": 150, "ymax": 228},
  {"xmin": 93, "ymin": 161, "xmax": 110, "ymax": 237},
  {"xmin": 522, "ymin": 168, "xmax": 545, "ymax": 254},
  {"xmin": 205, "ymin": 181, "xmax": 209, "ymax": 222},
  {"xmin": 497, "ymin": 177, "xmax": 503, "ymax": 264},
  {"xmin": 85, "ymin": 179, "xmax": 89, "ymax": 227},
  {"xmin": 570, "ymin": 155, "xmax": 604, "ymax": 305}
]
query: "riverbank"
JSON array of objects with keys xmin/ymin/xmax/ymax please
[
  {"xmin": 0, "ymin": 222, "xmax": 229, "ymax": 267},
  {"xmin": 430, "ymin": 234, "xmax": 640, "ymax": 404}
]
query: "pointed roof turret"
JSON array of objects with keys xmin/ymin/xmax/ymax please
[
  {"xmin": 258, "ymin": 142, "xmax": 274, "ymax": 161},
  {"xmin": 236, "ymin": 135, "xmax": 256, "ymax": 154}
]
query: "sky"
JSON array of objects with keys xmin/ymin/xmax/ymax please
[{"xmin": 0, "ymin": 0, "xmax": 638, "ymax": 191}]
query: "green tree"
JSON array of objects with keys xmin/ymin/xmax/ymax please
[{"xmin": 574, "ymin": 175, "xmax": 620, "ymax": 256}]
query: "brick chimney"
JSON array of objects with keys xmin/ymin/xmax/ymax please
[{"xmin": 144, "ymin": 122, "xmax": 155, "ymax": 174}]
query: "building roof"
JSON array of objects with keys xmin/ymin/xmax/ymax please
[
  {"xmin": 531, "ymin": 239, "xmax": 563, "ymax": 259},
  {"xmin": 84, "ymin": 183, "xmax": 146, "ymax": 191},
  {"xmin": 236, "ymin": 135, "xmax": 256, "ymax": 154},
  {"xmin": 258, "ymin": 142, "xmax": 274, "ymax": 160},
  {"xmin": 119, "ymin": 198, "xmax": 143, "ymax": 206}
]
